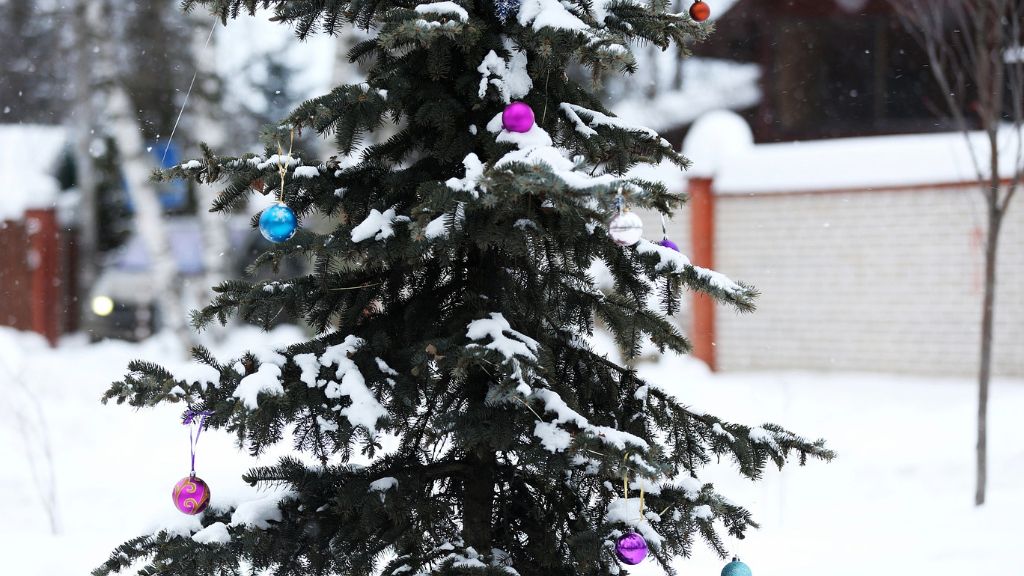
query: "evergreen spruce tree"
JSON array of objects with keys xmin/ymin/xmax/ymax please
[{"xmin": 97, "ymin": 1, "xmax": 833, "ymax": 575}]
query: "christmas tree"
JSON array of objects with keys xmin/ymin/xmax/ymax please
[{"xmin": 96, "ymin": 1, "xmax": 833, "ymax": 575}]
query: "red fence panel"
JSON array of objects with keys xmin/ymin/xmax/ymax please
[{"xmin": 0, "ymin": 209, "xmax": 75, "ymax": 345}]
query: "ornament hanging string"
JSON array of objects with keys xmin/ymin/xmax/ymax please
[
  {"xmin": 161, "ymin": 18, "xmax": 219, "ymax": 166},
  {"xmin": 621, "ymin": 452, "xmax": 646, "ymax": 523},
  {"xmin": 183, "ymin": 409, "xmax": 214, "ymax": 475},
  {"xmin": 276, "ymin": 128, "xmax": 296, "ymax": 202}
]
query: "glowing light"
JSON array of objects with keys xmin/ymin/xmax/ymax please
[{"xmin": 91, "ymin": 295, "xmax": 115, "ymax": 317}]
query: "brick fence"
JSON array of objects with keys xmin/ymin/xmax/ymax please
[{"xmin": 641, "ymin": 180, "xmax": 1024, "ymax": 378}]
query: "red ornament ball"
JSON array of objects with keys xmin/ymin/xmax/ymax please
[
  {"xmin": 172, "ymin": 474, "xmax": 211, "ymax": 515},
  {"xmin": 689, "ymin": 0, "xmax": 710, "ymax": 22}
]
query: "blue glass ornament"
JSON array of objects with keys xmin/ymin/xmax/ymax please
[
  {"xmin": 721, "ymin": 558, "xmax": 752, "ymax": 576},
  {"xmin": 494, "ymin": 0, "xmax": 520, "ymax": 23},
  {"xmin": 259, "ymin": 202, "xmax": 298, "ymax": 243}
]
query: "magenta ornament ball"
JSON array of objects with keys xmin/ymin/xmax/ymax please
[
  {"xmin": 615, "ymin": 532, "xmax": 649, "ymax": 565},
  {"xmin": 502, "ymin": 101, "xmax": 535, "ymax": 133},
  {"xmin": 172, "ymin": 475, "xmax": 211, "ymax": 515},
  {"xmin": 659, "ymin": 238, "xmax": 680, "ymax": 251}
]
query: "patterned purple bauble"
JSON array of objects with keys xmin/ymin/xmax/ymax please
[
  {"xmin": 172, "ymin": 475, "xmax": 211, "ymax": 515},
  {"xmin": 615, "ymin": 532, "xmax": 648, "ymax": 565},
  {"xmin": 659, "ymin": 238, "xmax": 680, "ymax": 251},
  {"xmin": 502, "ymin": 101, "xmax": 535, "ymax": 133}
]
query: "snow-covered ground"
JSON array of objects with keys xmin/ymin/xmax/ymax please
[{"xmin": 1, "ymin": 326, "xmax": 1021, "ymax": 575}]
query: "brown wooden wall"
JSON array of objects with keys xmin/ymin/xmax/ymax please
[{"xmin": 0, "ymin": 209, "xmax": 76, "ymax": 345}]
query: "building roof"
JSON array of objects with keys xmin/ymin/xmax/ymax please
[
  {"xmin": 684, "ymin": 111, "xmax": 1024, "ymax": 194},
  {"xmin": 0, "ymin": 124, "xmax": 67, "ymax": 220}
]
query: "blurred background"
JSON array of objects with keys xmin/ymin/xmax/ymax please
[{"xmin": 0, "ymin": 0, "xmax": 1021, "ymax": 575}]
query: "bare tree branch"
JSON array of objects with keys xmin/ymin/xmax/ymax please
[{"xmin": 890, "ymin": 0, "xmax": 1022, "ymax": 507}]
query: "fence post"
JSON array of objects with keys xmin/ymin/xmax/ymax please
[{"xmin": 689, "ymin": 177, "xmax": 717, "ymax": 371}]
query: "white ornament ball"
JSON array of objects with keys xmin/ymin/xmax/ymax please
[{"xmin": 608, "ymin": 211, "xmax": 644, "ymax": 246}]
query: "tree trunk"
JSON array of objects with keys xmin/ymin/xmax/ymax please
[
  {"xmin": 190, "ymin": 13, "xmax": 231, "ymax": 327},
  {"xmin": 462, "ymin": 364, "xmax": 495, "ymax": 550},
  {"xmin": 975, "ymin": 202, "xmax": 1002, "ymax": 507},
  {"xmin": 463, "ymin": 448, "xmax": 496, "ymax": 550},
  {"xmin": 107, "ymin": 86, "xmax": 192, "ymax": 350},
  {"xmin": 973, "ymin": 3, "xmax": 1005, "ymax": 508},
  {"xmin": 89, "ymin": 0, "xmax": 191, "ymax": 350},
  {"xmin": 70, "ymin": 0, "xmax": 101, "ymax": 320},
  {"xmin": 645, "ymin": 36, "xmax": 659, "ymax": 99},
  {"xmin": 671, "ymin": 0, "xmax": 684, "ymax": 91}
]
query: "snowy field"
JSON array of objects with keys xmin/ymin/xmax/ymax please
[{"xmin": 1, "ymin": 325, "xmax": 1021, "ymax": 575}]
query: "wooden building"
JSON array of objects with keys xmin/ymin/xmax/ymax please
[{"xmin": 693, "ymin": 0, "xmax": 956, "ymax": 142}]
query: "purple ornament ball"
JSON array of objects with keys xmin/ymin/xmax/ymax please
[
  {"xmin": 615, "ymin": 532, "xmax": 648, "ymax": 565},
  {"xmin": 172, "ymin": 475, "xmax": 211, "ymax": 515},
  {"xmin": 659, "ymin": 238, "xmax": 680, "ymax": 251},
  {"xmin": 502, "ymin": 101, "xmax": 535, "ymax": 133}
]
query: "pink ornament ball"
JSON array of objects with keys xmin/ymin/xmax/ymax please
[
  {"xmin": 172, "ymin": 475, "xmax": 211, "ymax": 515},
  {"xmin": 502, "ymin": 101, "xmax": 535, "ymax": 133},
  {"xmin": 615, "ymin": 532, "xmax": 649, "ymax": 565}
]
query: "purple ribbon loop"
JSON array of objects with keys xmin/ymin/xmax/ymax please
[{"xmin": 183, "ymin": 409, "xmax": 214, "ymax": 474}]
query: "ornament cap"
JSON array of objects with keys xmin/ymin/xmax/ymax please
[{"xmin": 721, "ymin": 557, "xmax": 752, "ymax": 576}]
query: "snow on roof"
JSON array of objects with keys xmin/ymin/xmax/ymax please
[
  {"xmin": 612, "ymin": 58, "xmax": 760, "ymax": 133},
  {"xmin": 682, "ymin": 110, "xmax": 753, "ymax": 179},
  {"xmin": 0, "ymin": 124, "xmax": 67, "ymax": 221},
  {"xmin": 683, "ymin": 113, "xmax": 1024, "ymax": 194}
]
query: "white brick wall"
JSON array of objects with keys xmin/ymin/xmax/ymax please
[
  {"xmin": 709, "ymin": 186, "xmax": 1023, "ymax": 377},
  {"xmin": 637, "ymin": 185, "xmax": 1023, "ymax": 377}
]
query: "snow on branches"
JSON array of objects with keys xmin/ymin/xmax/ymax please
[
  {"xmin": 413, "ymin": 1, "xmax": 469, "ymax": 21},
  {"xmin": 445, "ymin": 153, "xmax": 485, "ymax": 198},
  {"xmin": 351, "ymin": 207, "xmax": 411, "ymax": 242},
  {"xmin": 530, "ymin": 387, "xmax": 649, "ymax": 452},
  {"xmin": 517, "ymin": 0, "xmax": 588, "ymax": 31},
  {"xmin": 233, "ymin": 363, "xmax": 284, "ymax": 409},
  {"xmin": 319, "ymin": 336, "xmax": 388, "ymax": 435},
  {"xmin": 477, "ymin": 40, "xmax": 532, "ymax": 103},
  {"xmin": 559, "ymin": 103, "xmax": 660, "ymax": 139},
  {"xmin": 605, "ymin": 497, "xmax": 664, "ymax": 549}
]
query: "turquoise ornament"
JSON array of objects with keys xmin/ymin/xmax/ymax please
[
  {"xmin": 721, "ymin": 558, "xmax": 752, "ymax": 576},
  {"xmin": 259, "ymin": 202, "xmax": 298, "ymax": 243}
]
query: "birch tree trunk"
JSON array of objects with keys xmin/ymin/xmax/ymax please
[
  {"xmin": 106, "ymin": 86, "xmax": 192, "ymax": 349},
  {"xmin": 90, "ymin": 0, "xmax": 191, "ymax": 350},
  {"xmin": 671, "ymin": 0, "xmax": 684, "ymax": 91},
  {"xmin": 189, "ymin": 13, "xmax": 232, "ymax": 325},
  {"xmin": 70, "ymin": 0, "xmax": 100, "ymax": 315}
]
